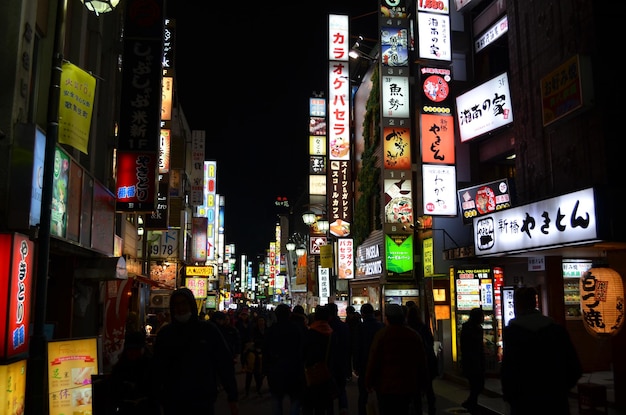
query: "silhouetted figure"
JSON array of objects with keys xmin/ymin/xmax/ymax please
[
  {"xmin": 501, "ymin": 286, "xmax": 582, "ymax": 415},
  {"xmin": 354, "ymin": 303, "xmax": 384, "ymax": 415},
  {"xmin": 406, "ymin": 304, "xmax": 437, "ymax": 415},
  {"xmin": 302, "ymin": 305, "xmax": 337, "ymax": 415},
  {"xmin": 109, "ymin": 331, "xmax": 161, "ymax": 414},
  {"xmin": 263, "ymin": 303, "xmax": 306, "ymax": 415},
  {"xmin": 328, "ymin": 302, "xmax": 352, "ymax": 415},
  {"xmin": 154, "ymin": 288, "xmax": 238, "ymax": 415},
  {"xmin": 244, "ymin": 314, "xmax": 267, "ymax": 397},
  {"xmin": 460, "ymin": 307, "xmax": 485, "ymax": 413},
  {"xmin": 365, "ymin": 304, "xmax": 429, "ymax": 415}
]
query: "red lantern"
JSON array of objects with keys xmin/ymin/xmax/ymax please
[{"xmin": 579, "ymin": 268, "xmax": 625, "ymax": 336}]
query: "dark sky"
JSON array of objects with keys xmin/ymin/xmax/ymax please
[{"xmin": 167, "ymin": 1, "xmax": 378, "ymax": 258}]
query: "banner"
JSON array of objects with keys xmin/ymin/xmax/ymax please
[{"xmin": 59, "ymin": 62, "xmax": 96, "ymax": 154}]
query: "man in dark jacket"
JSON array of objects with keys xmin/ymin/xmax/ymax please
[
  {"xmin": 263, "ymin": 303, "xmax": 305, "ymax": 415},
  {"xmin": 501, "ymin": 286, "xmax": 582, "ymax": 415},
  {"xmin": 366, "ymin": 304, "xmax": 429, "ymax": 415},
  {"xmin": 354, "ymin": 303, "xmax": 384, "ymax": 415},
  {"xmin": 328, "ymin": 302, "xmax": 352, "ymax": 415},
  {"xmin": 460, "ymin": 307, "xmax": 485, "ymax": 412},
  {"xmin": 154, "ymin": 288, "xmax": 238, "ymax": 415}
]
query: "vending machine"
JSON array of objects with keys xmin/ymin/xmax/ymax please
[{"xmin": 454, "ymin": 266, "xmax": 499, "ymax": 373}]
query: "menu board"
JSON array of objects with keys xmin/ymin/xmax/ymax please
[
  {"xmin": 0, "ymin": 359, "xmax": 27, "ymax": 414},
  {"xmin": 48, "ymin": 337, "xmax": 100, "ymax": 415}
]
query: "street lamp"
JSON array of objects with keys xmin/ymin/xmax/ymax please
[
  {"xmin": 79, "ymin": 0, "xmax": 120, "ymax": 16},
  {"xmin": 302, "ymin": 210, "xmax": 317, "ymax": 226}
]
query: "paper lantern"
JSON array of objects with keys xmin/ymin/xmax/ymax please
[{"xmin": 579, "ymin": 268, "xmax": 625, "ymax": 336}]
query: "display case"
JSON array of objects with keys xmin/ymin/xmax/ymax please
[
  {"xmin": 562, "ymin": 259, "xmax": 592, "ymax": 319},
  {"xmin": 564, "ymin": 278, "xmax": 581, "ymax": 318}
]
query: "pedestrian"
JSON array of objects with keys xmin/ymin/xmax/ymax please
[
  {"xmin": 236, "ymin": 307, "xmax": 253, "ymax": 370},
  {"xmin": 328, "ymin": 302, "xmax": 352, "ymax": 415},
  {"xmin": 406, "ymin": 305, "xmax": 437, "ymax": 415},
  {"xmin": 301, "ymin": 305, "xmax": 338, "ymax": 415},
  {"xmin": 501, "ymin": 286, "xmax": 582, "ymax": 414},
  {"xmin": 109, "ymin": 330, "xmax": 161, "ymax": 414},
  {"xmin": 153, "ymin": 287, "xmax": 238, "ymax": 415},
  {"xmin": 365, "ymin": 303, "xmax": 430, "ymax": 415},
  {"xmin": 354, "ymin": 303, "xmax": 384, "ymax": 415},
  {"xmin": 290, "ymin": 304, "xmax": 309, "ymax": 336},
  {"xmin": 263, "ymin": 303, "xmax": 306, "ymax": 415},
  {"xmin": 244, "ymin": 313, "xmax": 267, "ymax": 398},
  {"xmin": 460, "ymin": 307, "xmax": 485, "ymax": 413},
  {"xmin": 345, "ymin": 305, "xmax": 362, "ymax": 378},
  {"xmin": 212, "ymin": 311, "xmax": 242, "ymax": 365}
]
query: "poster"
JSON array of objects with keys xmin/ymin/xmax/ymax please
[{"xmin": 48, "ymin": 337, "xmax": 100, "ymax": 415}]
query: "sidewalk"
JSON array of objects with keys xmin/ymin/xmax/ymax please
[{"xmin": 437, "ymin": 371, "xmax": 623, "ymax": 415}]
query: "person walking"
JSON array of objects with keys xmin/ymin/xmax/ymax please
[
  {"xmin": 236, "ymin": 307, "xmax": 253, "ymax": 370},
  {"xmin": 212, "ymin": 311, "xmax": 242, "ymax": 365},
  {"xmin": 365, "ymin": 304, "xmax": 430, "ymax": 415},
  {"xmin": 345, "ymin": 305, "xmax": 361, "ymax": 378},
  {"xmin": 501, "ymin": 286, "xmax": 582, "ymax": 415},
  {"xmin": 460, "ymin": 307, "xmax": 485, "ymax": 413},
  {"xmin": 244, "ymin": 313, "xmax": 267, "ymax": 398},
  {"xmin": 301, "ymin": 305, "xmax": 337, "ymax": 415},
  {"xmin": 406, "ymin": 304, "xmax": 437, "ymax": 415},
  {"xmin": 290, "ymin": 304, "xmax": 309, "ymax": 336},
  {"xmin": 153, "ymin": 287, "xmax": 238, "ymax": 415},
  {"xmin": 109, "ymin": 330, "xmax": 161, "ymax": 414},
  {"xmin": 327, "ymin": 302, "xmax": 352, "ymax": 415},
  {"xmin": 353, "ymin": 303, "xmax": 384, "ymax": 415},
  {"xmin": 263, "ymin": 303, "xmax": 306, "ymax": 415}
]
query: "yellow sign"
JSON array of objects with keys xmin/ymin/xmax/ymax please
[
  {"xmin": 59, "ymin": 62, "xmax": 96, "ymax": 154},
  {"xmin": 320, "ymin": 244, "xmax": 333, "ymax": 268},
  {"xmin": 186, "ymin": 265, "xmax": 213, "ymax": 277},
  {"xmin": 48, "ymin": 337, "xmax": 99, "ymax": 415},
  {"xmin": 0, "ymin": 359, "xmax": 27, "ymax": 415}
]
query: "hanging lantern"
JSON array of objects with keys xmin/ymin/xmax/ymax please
[{"xmin": 579, "ymin": 267, "xmax": 625, "ymax": 336}]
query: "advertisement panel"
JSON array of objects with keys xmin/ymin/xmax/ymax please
[
  {"xmin": 456, "ymin": 72, "xmax": 513, "ymax": 142},
  {"xmin": 0, "ymin": 233, "xmax": 34, "ymax": 360},
  {"xmin": 420, "ymin": 113, "xmax": 455, "ymax": 164},
  {"xmin": 383, "ymin": 126, "xmax": 411, "ymax": 169},
  {"xmin": 422, "ymin": 164, "xmax": 457, "ymax": 216},
  {"xmin": 115, "ymin": 151, "xmax": 158, "ymax": 212},
  {"xmin": 473, "ymin": 188, "xmax": 598, "ymax": 256},
  {"xmin": 0, "ymin": 360, "xmax": 27, "ymax": 414},
  {"xmin": 385, "ymin": 234, "xmax": 413, "ymax": 277},
  {"xmin": 457, "ymin": 178, "xmax": 512, "ymax": 224},
  {"xmin": 48, "ymin": 337, "xmax": 100, "ymax": 415}
]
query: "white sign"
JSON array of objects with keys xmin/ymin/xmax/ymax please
[
  {"xmin": 381, "ymin": 75, "xmax": 411, "ymax": 118},
  {"xmin": 528, "ymin": 256, "xmax": 545, "ymax": 271},
  {"xmin": 473, "ymin": 188, "xmax": 599, "ymax": 256},
  {"xmin": 422, "ymin": 164, "xmax": 457, "ymax": 216},
  {"xmin": 456, "ymin": 72, "xmax": 513, "ymax": 142},
  {"xmin": 475, "ymin": 15, "xmax": 508, "ymax": 53},
  {"xmin": 318, "ymin": 266, "xmax": 331, "ymax": 299},
  {"xmin": 417, "ymin": 12, "xmax": 451, "ymax": 61}
]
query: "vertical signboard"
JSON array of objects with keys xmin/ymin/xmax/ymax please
[
  {"xmin": 0, "ymin": 233, "xmax": 34, "ymax": 360},
  {"xmin": 379, "ymin": 1, "xmax": 413, "ymax": 278},
  {"xmin": 327, "ymin": 14, "xmax": 353, "ymax": 236}
]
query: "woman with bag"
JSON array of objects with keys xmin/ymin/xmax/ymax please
[{"xmin": 301, "ymin": 305, "xmax": 338, "ymax": 415}]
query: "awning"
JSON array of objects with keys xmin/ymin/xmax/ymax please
[{"xmin": 74, "ymin": 256, "xmax": 128, "ymax": 280}]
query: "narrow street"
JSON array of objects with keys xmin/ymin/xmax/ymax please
[{"xmin": 214, "ymin": 369, "xmax": 498, "ymax": 415}]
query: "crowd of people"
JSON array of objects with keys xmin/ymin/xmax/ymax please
[{"xmin": 104, "ymin": 285, "xmax": 582, "ymax": 415}]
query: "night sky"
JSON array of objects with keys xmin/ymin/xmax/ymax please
[{"xmin": 168, "ymin": 1, "xmax": 378, "ymax": 258}]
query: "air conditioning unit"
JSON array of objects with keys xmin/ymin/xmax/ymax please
[{"xmin": 150, "ymin": 292, "xmax": 170, "ymax": 308}]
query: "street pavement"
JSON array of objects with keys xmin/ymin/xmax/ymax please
[{"xmin": 215, "ymin": 369, "xmax": 499, "ymax": 415}]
